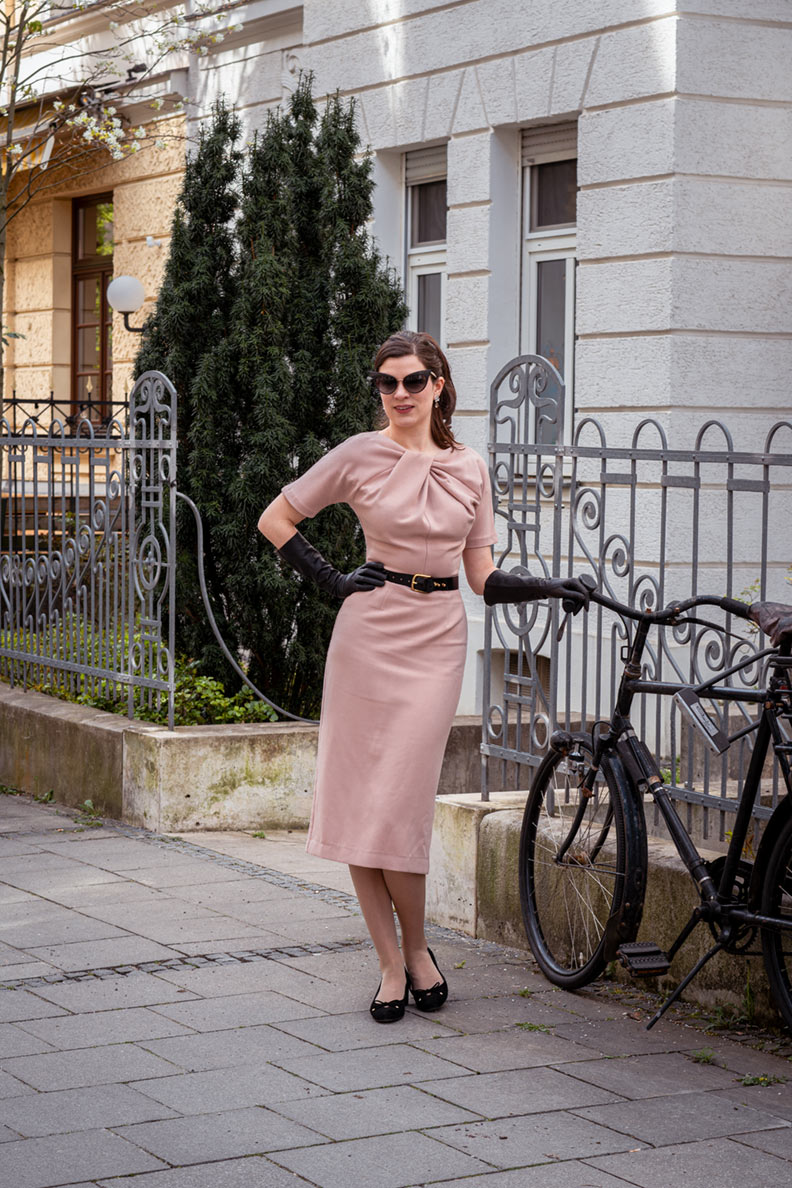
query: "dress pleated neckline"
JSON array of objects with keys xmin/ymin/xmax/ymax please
[{"xmin": 374, "ymin": 431, "xmax": 456, "ymax": 461}]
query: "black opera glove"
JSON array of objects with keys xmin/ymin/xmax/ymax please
[
  {"xmin": 277, "ymin": 531, "xmax": 386, "ymax": 600},
  {"xmin": 483, "ymin": 569, "xmax": 591, "ymax": 614}
]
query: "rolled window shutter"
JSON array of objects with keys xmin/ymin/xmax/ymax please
[
  {"xmin": 521, "ymin": 121, "xmax": 577, "ymax": 165},
  {"xmin": 405, "ymin": 145, "xmax": 447, "ymax": 185}
]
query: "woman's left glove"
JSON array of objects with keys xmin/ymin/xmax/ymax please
[
  {"xmin": 277, "ymin": 531, "xmax": 386, "ymax": 599},
  {"xmin": 484, "ymin": 568, "xmax": 590, "ymax": 613}
]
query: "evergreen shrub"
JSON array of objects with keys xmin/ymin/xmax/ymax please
[{"xmin": 137, "ymin": 79, "xmax": 407, "ymax": 718}]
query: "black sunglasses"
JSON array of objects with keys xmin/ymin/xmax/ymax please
[{"xmin": 368, "ymin": 369, "xmax": 437, "ymax": 397}]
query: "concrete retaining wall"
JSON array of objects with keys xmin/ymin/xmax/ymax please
[
  {"xmin": 0, "ymin": 684, "xmax": 482, "ymax": 832},
  {"xmin": 428, "ymin": 793, "xmax": 779, "ymax": 1026}
]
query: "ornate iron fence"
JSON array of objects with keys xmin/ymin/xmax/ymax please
[
  {"xmin": 481, "ymin": 353, "xmax": 792, "ymax": 842},
  {"xmin": 0, "ymin": 372, "xmax": 177, "ymax": 727}
]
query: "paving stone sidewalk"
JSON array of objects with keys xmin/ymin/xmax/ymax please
[{"xmin": 2, "ymin": 794, "xmax": 792, "ymax": 1188}]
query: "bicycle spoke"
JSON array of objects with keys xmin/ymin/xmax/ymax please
[{"xmin": 533, "ymin": 782, "xmax": 618, "ymax": 967}]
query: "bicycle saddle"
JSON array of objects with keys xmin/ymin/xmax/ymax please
[{"xmin": 750, "ymin": 601, "xmax": 792, "ymax": 647}]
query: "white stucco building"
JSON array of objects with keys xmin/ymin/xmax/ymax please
[{"xmin": 245, "ymin": 0, "xmax": 789, "ymax": 713}]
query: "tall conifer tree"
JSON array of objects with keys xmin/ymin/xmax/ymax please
[
  {"xmin": 139, "ymin": 79, "xmax": 406, "ymax": 716},
  {"xmin": 135, "ymin": 102, "xmax": 242, "ymax": 673}
]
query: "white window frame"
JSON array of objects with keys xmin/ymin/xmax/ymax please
[
  {"xmin": 404, "ymin": 147, "xmax": 447, "ymax": 349},
  {"xmin": 520, "ymin": 137, "xmax": 577, "ymax": 447},
  {"xmin": 521, "ymin": 229, "xmax": 576, "ymax": 443},
  {"xmin": 405, "ymin": 242, "xmax": 447, "ymax": 349}
]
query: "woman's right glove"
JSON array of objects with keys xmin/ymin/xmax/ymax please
[
  {"xmin": 484, "ymin": 568, "xmax": 591, "ymax": 613},
  {"xmin": 277, "ymin": 531, "xmax": 385, "ymax": 600}
]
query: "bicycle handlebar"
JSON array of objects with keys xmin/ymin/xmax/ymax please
[{"xmin": 562, "ymin": 580, "xmax": 753, "ymax": 625}]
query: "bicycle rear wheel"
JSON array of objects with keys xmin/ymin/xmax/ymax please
[
  {"xmin": 519, "ymin": 732, "xmax": 646, "ymax": 989},
  {"xmin": 760, "ymin": 810, "xmax": 792, "ymax": 1032}
]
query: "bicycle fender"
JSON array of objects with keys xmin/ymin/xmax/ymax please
[
  {"xmin": 602, "ymin": 749, "xmax": 648, "ymax": 955},
  {"xmin": 749, "ymin": 795, "xmax": 792, "ymax": 909}
]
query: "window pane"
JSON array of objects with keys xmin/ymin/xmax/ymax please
[
  {"xmin": 77, "ymin": 200, "xmax": 114, "ymax": 261},
  {"xmin": 531, "ymin": 159, "xmax": 576, "ymax": 230},
  {"xmin": 417, "ymin": 272, "xmax": 442, "ymax": 342},
  {"xmin": 536, "ymin": 259, "xmax": 566, "ymax": 443},
  {"xmin": 536, "ymin": 260, "xmax": 566, "ymax": 375},
  {"xmin": 77, "ymin": 277, "xmax": 100, "ymax": 321},
  {"xmin": 78, "ymin": 326, "xmax": 100, "ymax": 368},
  {"xmin": 411, "ymin": 180, "xmax": 447, "ymax": 246}
]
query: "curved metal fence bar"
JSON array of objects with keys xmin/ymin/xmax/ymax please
[
  {"xmin": 176, "ymin": 490, "xmax": 319, "ymax": 726},
  {"xmin": 482, "ymin": 355, "xmax": 792, "ymax": 843}
]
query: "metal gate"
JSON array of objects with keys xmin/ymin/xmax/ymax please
[
  {"xmin": 481, "ymin": 353, "xmax": 792, "ymax": 840},
  {"xmin": 0, "ymin": 372, "xmax": 177, "ymax": 727}
]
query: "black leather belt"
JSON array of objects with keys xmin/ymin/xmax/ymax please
[{"xmin": 382, "ymin": 569, "xmax": 459, "ymax": 594}]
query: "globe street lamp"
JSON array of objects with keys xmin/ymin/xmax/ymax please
[{"xmin": 107, "ymin": 275, "xmax": 146, "ymax": 334}]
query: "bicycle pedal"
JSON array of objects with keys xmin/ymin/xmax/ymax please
[{"xmin": 617, "ymin": 942, "xmax": 671, "ymax": 976}]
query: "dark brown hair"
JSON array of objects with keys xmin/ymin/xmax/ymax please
[{"xmin": 373, "ymin": 330, "xmax": 462, "ymax": 451}]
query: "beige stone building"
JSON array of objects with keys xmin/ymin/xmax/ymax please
[
  {"xmin": 4, "ymin": 127, "xmax": 184, "ymax": 415},
  {"xmin": 2, "ymin": 1, "xmax": 304, "ymax": 420}
]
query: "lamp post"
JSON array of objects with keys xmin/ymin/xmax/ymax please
[{"xmin": 107, "ymin": 275, "xmax": 146, "ymax": 334}]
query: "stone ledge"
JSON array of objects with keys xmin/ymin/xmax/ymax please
[
  {"xmin": 0, "ymin": 684, "xmax": 483, "ymax": 833},
  {"xmin": 428, "ymin": 792, "xmax": 779, "ymax": 1024}
]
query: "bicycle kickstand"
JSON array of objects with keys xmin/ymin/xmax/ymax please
[{"xmin": 645, "ymin": 940, "xmax": 725, "ymax": 1030}]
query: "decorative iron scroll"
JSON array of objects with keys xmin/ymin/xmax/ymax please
[
  {"xmin": 481, "ymin": 354, "xmax": 792, "ymax": 842},
  {"xmin": 0, "ymin": 371, "xmax": 177, "ymax": 728}
]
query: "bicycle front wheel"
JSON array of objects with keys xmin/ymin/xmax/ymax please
[
  {"xmin": 760, "ymin": 810, "xmax": 792, "ymax": 1032},
  {"xmin": 519, "ymin": 732, "xmax": 646, "ymax": 989}
]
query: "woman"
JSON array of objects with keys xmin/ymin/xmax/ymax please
[{"xmin": 258, "ymin": 331, "xmax": 588, "ymax": 1022}]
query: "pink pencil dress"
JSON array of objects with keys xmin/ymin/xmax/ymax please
[{"xmin": 281, "ymin": 430, "xmax": 496, "ymax": 874}]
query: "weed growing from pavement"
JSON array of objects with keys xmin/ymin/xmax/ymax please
[
  {"xmin": 739, "ymin": 1073, "xmax": 787, "ymax": 1086},
  {"xmin": 516, "ymin": 1022, "xmax": 550, "ymax": 1032},
  {"xmin": 690, "ymin": 1048, "xmax": 716, "ymax": 1064},
  {"xmin": 74, "ymin": 799, "xmax": 103, "ymax": 828}
]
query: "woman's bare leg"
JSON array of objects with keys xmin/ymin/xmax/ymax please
[
  {"xmin": 382, "ymin": 869, "xmax": 442, "ymax": 991},
  {"xmin": 348, "ymin": 865, "xmax": 406, "ymax": 1001}
]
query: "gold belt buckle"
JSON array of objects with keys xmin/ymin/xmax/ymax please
[{"xmin": 410, "ymin": 572, "xmax": 433, "ymax": 593}]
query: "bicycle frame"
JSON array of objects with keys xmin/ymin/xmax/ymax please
[
  {"xmin": 588, "ymin": 603, "xmax": 792, "ymax": 933},
  {"xmin": 518, "ymin": 586, "xmax": 792, "ymax": 1029}
]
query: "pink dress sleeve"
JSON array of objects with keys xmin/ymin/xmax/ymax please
[
  {"xmin": 464, "ymin": 450, "xmax": 497, "ymax": 549},
  {"xmin": 281, "ymin": 437, "xmax": 358, "ymax": 519}
]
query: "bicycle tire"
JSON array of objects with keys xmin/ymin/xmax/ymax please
[
  {"xmin": 759, "ymin": 809, "xmax": 792, "ymax": 1032},
  {"xmin": 519, "ymin": 732, "xmax": 647, "ymax": 989}
]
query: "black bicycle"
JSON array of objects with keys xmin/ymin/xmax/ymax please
[{"xmin": 518, "ymin": 583, "xmax": 792, "ymax": 1029}]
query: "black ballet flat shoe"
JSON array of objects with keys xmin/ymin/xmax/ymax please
[
  {"xmin": 370, "ymin": 973, "xmax": 410, "ymax": 1023},
  {"xmin": 410, "ymin": 947, "xmax": 448, "ymax": 1013}
]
